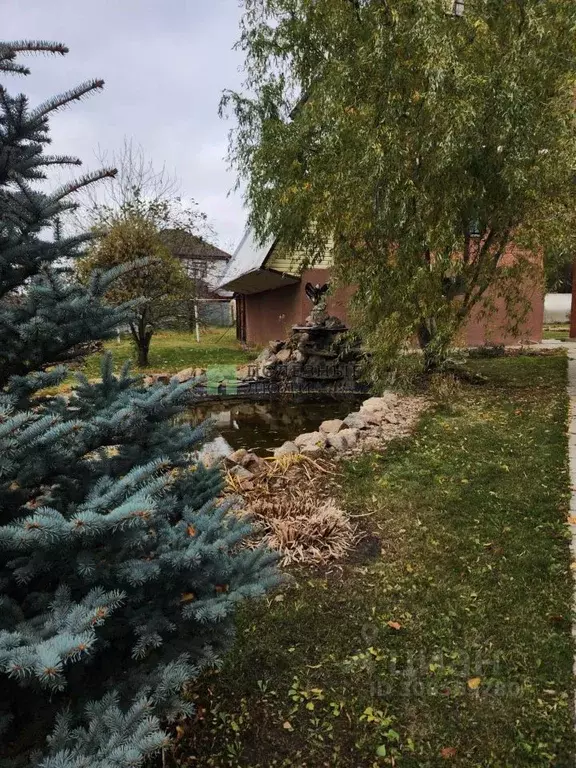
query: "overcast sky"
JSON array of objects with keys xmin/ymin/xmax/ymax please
[{"xmin": 3, "ymin": 0, "xmax": 248, "ymax": 252}]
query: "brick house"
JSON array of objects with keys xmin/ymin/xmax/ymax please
[{"xmin": 216, "ymin": 228, "xmax": 544, "ymax": 346}]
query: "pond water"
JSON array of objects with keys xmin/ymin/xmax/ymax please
[{"xmin": 185, "ymin": 398, "xmax": 362, "ymax": 454}]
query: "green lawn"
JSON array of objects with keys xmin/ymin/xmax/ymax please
[
  {"xmin": 58, "ymin": 328, "xmax": 257, "ymax": 390},
  {"xmin": 175, "ymin": 354, "xmax": 575, "ymax": 767},
  {"xmin": 543, "ymin": 324, "xmax": 570, "ymax": 341}
]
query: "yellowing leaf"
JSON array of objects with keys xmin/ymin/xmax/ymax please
[{"xmin": 467, "ymin": 676, "xmax": 481, "ymax": 690}]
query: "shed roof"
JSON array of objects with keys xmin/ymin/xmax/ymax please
[{"xmin": 216, "ymin": 228, "xmax": 299, "ymax": 294}]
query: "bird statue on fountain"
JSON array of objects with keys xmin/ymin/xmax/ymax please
[{"xmin": 304, "ymin": 282, "xmax": 330, "ymax": 326}]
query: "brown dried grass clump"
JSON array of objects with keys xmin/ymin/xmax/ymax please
[
  {"xmin": 248, "ymin": 496, "xmax": 357, "ymax": 567},
  {"xmin": 224, "ymin": 454, "xmax": 358, "ymax": 566}
]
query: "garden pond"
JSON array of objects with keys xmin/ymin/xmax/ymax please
[{"xmin": 185, "ymin": 398, "xmax": 362, "ymax": 455}]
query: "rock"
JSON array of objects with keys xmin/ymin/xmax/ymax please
[
  {"xmin": 319, "ymin": 419, "xmax": 344, "ymax": 434},
  {"xmin": 228, "ymin": 465, "xmax": 255, "ymax": 482},
  {"xmin": 293, "ymin": 349, "xmax": 307, "ymax": 364},
  {"xmin": 236, "ymin": 364, "xmax": 252, "ymax": 381},
  {"xmin": 381, "ymin": 391, "xmax": 399, "ymax": 406},
  {"xmin": 173, "ymin": 367, "xmax": 198, "ymax": 384},
  {"xmin": 300, "ymin": 444, "xmax": 323, "ymax": 456},
  {"xmin": 274, "ymin": 441, "xmax": 300, "ymax": 458},
  {"xmin": 326, "ymin": 433, "xmax": 348, "ymax": 452},
  {"xmin": 294, "ymin": 431, "xmax": 326, "ymax": 449},
  {"xmin": 258, "ymin": 365, "xmax": 272, "ymax": 379},
  {"xmin": 361, "ymin": 409, "xmax": 387, "ymax": 425},
  {"xmin": 338, "ymin": 428, "xmax": 359, "ymax": 448},
  {"xmin": 242, "ymin": 452, "xmax": 266, "ymax": 472},
  {"xmin": 269, "ymin": 340, "xmax": 285, "ymax": 353},
  {"xmin": 276, "ymin": 348, "xmax": 292, "ymax": 363},
  {"xmin": 362, "ymin": 393, "xmax": 399, "ymax": 410},
  {"xmin": 343, "ymin": 412, "xmax": 368, "ymax": 430},
  {"xmin": 361, "ymin": 396, "xmax": 391, "ymax": 413},
  {"xmin": 384, "ymin": 412, "xmax": 399, "ymax": 425},
  {"xmin": 144, "ymin": 373, "xmax": 170, "ymax": 386},
  {"xmin": 226, "ymin": 448, "xmax": 248, "ymax": 466},
  {"xmin": 255, "ymin": 347, "xmax": 275, "ymax": 366},
  {"xmin": 199, "ymin": 436, "xmax": 234, "ymax": 467}
]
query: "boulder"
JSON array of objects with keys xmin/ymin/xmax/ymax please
[
  {"xmin": 300, "ymin": 443, "xmax": 324, "ymax": 456},
  {"xmin": 144, "ymin": 373, "xmax": 170, "ymax": 386},
  {"xmin": 274, "ymin": 441, "xmax": 300, "ymax": 458},
  {"xmin": 361, "ymin": 409, "xmax": 387, "ymax": 426},
  {"xmin": 294, "ymin": 431, "xmax": 326, "ymax": 449},
  {"xmin": 319, "ymin": 419, "xmax": 344, "ymax": 434},
  {"xmin": 228, "ymin": 465, "xmax": 254, "ymax": 482},
  {"xmin": 343, "ymin": 412, "xmax": 368, "ymax": 430},
  {"xmin": 326, "ymin": 433, "xmax": 348, "ymax": 452},
  {"xmin": 361, "ymin": 396, "xmax": 391, "ymax": 413},
  {"xmin": 338, "ymin": 428, "xmax": 359, "ymax": 448},
  {"xmin": 173, "ymin": 367, "xmax": 202, "ymax": 384},
  {"xmin": 226, "ymin": 448, "xmax": 248, "ymax": 466},
  {"xmin": 236, "ymin": 364, "xmax": 252, "ymax": 381},
  {"xmin": 242, "ymin": 452, "xmax": 266, "ymax": 472},
  {"xmin": 362, "ymin": 393, "xmax": 399, "ymax": 410},
  {"xmin": 255, "ymin": 347, "xmax": 275, "ymax": 366},
  {"xmin": 276, "ymin": 348, "xmax": 292, "ymax": 363},
  {"xmin": 199, "ymin": 436, "xmax": 234, "ymax": 468}
]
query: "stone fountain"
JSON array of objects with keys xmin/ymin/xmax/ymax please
[{"xmin": 241, "ymin": 283, "xmax": 366, "ymax": 397}]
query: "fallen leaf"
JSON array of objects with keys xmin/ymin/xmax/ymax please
[
  {"xmin": 283, "ymin": 721, "xmax": 293, "ymax": 731},
  {"xmin": 467, "ymin": 676, "xmax": 481, "ymax": 690},
  {"xmin": 441, "ymin": 746, "xmax": 457, "ymax": 759},
  {"xmin": 387, "ymin": 621, "xmax": 402, "ymax": 631},
  {"xmin": 568, "ymin": 516, "xmax": 576, "ymax": 525}
]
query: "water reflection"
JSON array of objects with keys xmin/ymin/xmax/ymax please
[{"xmin": 185, "ymin": 399, "xmax": 361, "ymax": 454}]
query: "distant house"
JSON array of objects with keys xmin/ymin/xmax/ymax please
[
  {"xmin": 216, "ymin": 228, "xmax": 544, "ymax": 346},
  {"xmin": 160, "ymin": 229, "xmax": 234, "ymax": 327}
]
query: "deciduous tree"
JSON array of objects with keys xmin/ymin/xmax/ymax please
[
  {"xmin": 80, "ymin": 203, "xmax": 189, "ymax": 366},
  {"xmin": 223, "ymin": 0, "xmax": 576, "ymax": 374}
]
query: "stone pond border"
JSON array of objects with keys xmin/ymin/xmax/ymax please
[{"xmin": 219, "ymin": 392, "xmax": 427, "ymax": 483}]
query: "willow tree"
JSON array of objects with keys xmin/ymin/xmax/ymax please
[{"xmin": 223, "ymin": 0, "xmax": 576, "ymax": 374}]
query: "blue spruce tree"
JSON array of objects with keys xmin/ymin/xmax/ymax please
[{"xmin": 0, "ymin": 41, "xmax": 279, "ymax": 767}]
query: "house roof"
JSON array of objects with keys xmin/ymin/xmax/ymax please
[
  {"xmin": 159, "ymin": 229, "xmax": 232, "ymax": 262},
  {"xmin": 216, "ymin": 228, "xmax": 299, "ymax": 294}
]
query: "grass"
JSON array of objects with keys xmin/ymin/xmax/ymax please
[
  {"xmin": 543, "ymin": 324, "xmax": 570, "ymax": 341},
  {"xmin": 174, "ymin": 354, "xmax": 575, "ymax": 767},
  {"xmin": 54, "ymin": 328, "xmax": 257, "ymax": 391}
]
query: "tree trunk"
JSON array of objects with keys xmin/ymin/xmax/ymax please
[
  {"xmin": 132, "ymin": 311, "xmax": 153, "ymax": 368},
  {"xmin": 137, "ymin": 338, "xmax": 151, "ymax": 367},
  {"xmin": 417, "ymin": 317, "xmax": 447, "ymax": 373}
]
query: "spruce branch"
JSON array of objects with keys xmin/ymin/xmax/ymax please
[{"xmin": 30, "ymin": 79, "xmax": 105, "ymax": 121}]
